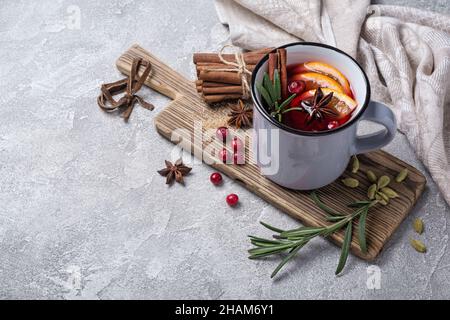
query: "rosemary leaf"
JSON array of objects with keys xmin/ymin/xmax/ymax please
[
  {"xmin": 256, "ymin": 83, "xmax": 273, "ymax": 107},
  {"xmin": 278, "ymin": 93, "xmax": 297, "ymax": 110},
  {"xmin": 274, "ymin": 101, "xmax": 281, "ymax": 121},
  {"xmin": 281, "ymin": 225, "xmax": 324, "ymax": 233},
  {"xmin": 263, "ymin": 73, "xmax": 276, "ymax": 103},
  {"xmin": 284, "ymin": 235, "xmax": 308, "ymax": 241},
  {"xmin": 323, "ymin": 217, "xmax": 351, "ymax": 237},
  {"xmin": 358, "ymin": 206, "xmax": 369, "ymax": 254},
  {"xmin": 251, "ymin": 240, "xmax": 281, "ymax": 248},
  {"xmin": 274, "ymin": 69, "xmax": 281, "ymax": 101},
  {"xmin": 280, "ymin": 227, "xmax": 324, "ymax": 238},
  {"xmin": 271, "ymin": 240, "xmax": 308, "ymax": 278},
  {"xmin": 281, "ymin": 107, "xmax": 303, "ymax": 114},
  {"xmin": 249, "ymin": 236, "xmax": 287, "ymax": 247},
  {"xmin": 326, "ymin": 215, "xmax": 347, "ymax": 222},
  {"xmin": 348, "ymin": 201, "xmax": 372, "ymax": 208},
  {"xmin": 336, "ymin": 222, "xmax": 353, "ymax": 275},
  {"xmin": 311, "ymin": 191, "xmax": 344, "ymax": 216},
  {"xmin": 259, "ymin": 221, "xmax": 284, "ymax": 233},
  {"xmin": 248, "ymin": 235, "xmax": 284, "ymax": 244},
  {"xmin": 248, "ymin": 243, "xmax": 295, "ymax": 258}
]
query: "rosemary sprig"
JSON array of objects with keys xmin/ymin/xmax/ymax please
[
  {"xmin": 257, "ymin": 71, "xmax": 297, "ymax": 122},
  {"xmin": 248, "ymin": 192, "xmax": 378, "ymax": 278},
  {"xmin": 249, "ymin": 165, "xmax": 409, "ymax": 278},
  {"xmin": 336, "ymin": 222, "xmax": 352, "ymax": 275}
]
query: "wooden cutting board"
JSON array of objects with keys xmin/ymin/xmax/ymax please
[{"xmin": 116, "ymin": 44, "xmax": 426, "ymax": 261}]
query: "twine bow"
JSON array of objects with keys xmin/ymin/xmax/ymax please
[
  {"xmin": 97, "ymin": 58, "xmax": 154, "ymax": 121},
  {"xmin": 206, "ymin": 44, "xmax": 252, "ymax": 99}
]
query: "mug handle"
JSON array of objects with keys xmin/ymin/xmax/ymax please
[{"xmin": 351, "ymin": 101, "xmax": 397, "ymax": 155}]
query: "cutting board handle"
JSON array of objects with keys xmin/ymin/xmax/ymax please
[{"xmin": 116, "ymin": 44, "xmax": 196, "ymax": 100}]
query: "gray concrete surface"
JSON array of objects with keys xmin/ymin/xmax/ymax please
[{"xmin": 0, "ymin": 0, "xmax": 449, "ymax": 300}]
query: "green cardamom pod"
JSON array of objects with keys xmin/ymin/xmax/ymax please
[
  {"xmin": 367, "ymin": 184, "xmax": 377, "ymax": 200},
  {"xmin": 375, "ymin": 194, "xmax": 382, "ymax": 201},
  {"xmin": 366, "ymin": 170, "xmax": 377, "ymax": 183},
  {"xmin": 377, "ymin": 191, "xmax": 390, "ymax": 202},
  {"xmin": 396, "ymin": 168, "xmax": 408, "ymax": 183},
  {"xmin": 377, "ymin": 175, "xmax": 391, "ymax": 189},
  {"xmin": 379, "ymin": 198, "xmax": 389, "ymax": 206},
  {"xmin": 342, "ymin": 178, "xmax": 359, "ymax": 188},
  {"xmin": 380, "ymin": 187, "xmax": 399, "ymax": 198},
  {"xmin": 410, "ymin": 238, "xmax": 426, "ymax": 253},
  {"xmin": 413, "ymin": 218, "xmax": 424, "ymax": 234},
  {"xmin": 351, "ymin": 156, "xmax": 360, "ymax": 174}
]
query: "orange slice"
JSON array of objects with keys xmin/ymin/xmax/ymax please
[
  {"xmin": 290, "ymin": 72, "xmax": 344, "ymax": 94},
  {"xmin": 288, "ymin": 62, "xmax": 352, "ymax": 97},
  {"xmin": 299, "ymin": 88, "xmax": 358, "ymax": 119}
]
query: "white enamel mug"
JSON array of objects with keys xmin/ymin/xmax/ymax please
[{"xmin": 250, "ymin": 42, "xmax": 396, "ymax": 190}]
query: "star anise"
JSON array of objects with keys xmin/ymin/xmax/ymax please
[
  {"xmin": 157, "ymin": 158, "xmax": 192, "ymax": 185},
  {"xmin": 301, "ymin": 87, "xmax": 338, "ymax": 125},
  {"xmin": 227, "ymin": 99, "xmax": 253, "ymax": 129}
]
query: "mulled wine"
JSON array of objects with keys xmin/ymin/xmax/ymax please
[{"xmin": 257, "ymin": 58, "xmax": 358, "ymax": 132}]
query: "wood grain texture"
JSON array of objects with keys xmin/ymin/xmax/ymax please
[{"xmin": 116, "ymin": 44, "xmax": 426, "ymax": 261}]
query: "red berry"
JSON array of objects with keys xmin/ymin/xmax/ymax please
[
  {"xmin": 210, "ymin": 172, "xmax": 223, "ymax": 185},
  {"xmin": 288, "ymin": 80, "xmax": 306, "ymax": 94},
  {"xmin": 233, "ymin": 153, "xmax": 245, "ymax": 165},
  {"xmin": 216, "ymin": 127, "xmax": 229, "ymax": 143},
  {"xmin": 327, "ymin": 120, "xmax": 339, "ymax": 130},
  {"xmin": 231, "ymin": 136, "xmax": 243, "ymax": 153},
  {"xmin": 219, "ymin": 148, "xmax": 229, "ymax": 163},
  {"xmin": 226, "ymin": 193, "xmax": 239, "ymax": 206}
]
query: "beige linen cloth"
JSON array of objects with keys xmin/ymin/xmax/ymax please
[{"xmin": 215, "ymin": 0, "xmax": 450, "ymax": 205}]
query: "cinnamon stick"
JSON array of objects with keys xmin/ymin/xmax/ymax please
[
  {"xmin": 200, "ymin": 86, "xmax": 243, "ymax": 95},
  {"xmin": 193, "ymin": 52, "xmax": 266, "ymax": 65},
  {"xmin": 203, "ymin": 94, "xmax": 242, "ymax": 104},
  {"xmin": 198, "ymin": 70, "xmax": 242, "ymax": 85},
  {"xmin": 196, "ymin": 62, "xmax": 229, "ymax": 66},
  {"xmin": 197, "ymin": 81, "xmax": 238, "ymax": 88},
  {"xmin": 268, "ymin": 53, "xmax": 278, "ymax": 81},
  {"xmin": 196, "ymin": 64, "xmax": 255, "ymax": 74},
  {"xmin": 277, "ymin": 48, "xmax": 288, "ymax": 99},
  {"xmin": 252, "ymin": 47, "xmax": 276, "ymax": 54}
]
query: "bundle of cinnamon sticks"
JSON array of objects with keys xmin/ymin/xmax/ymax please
[{"xmin": 194, "ymin": 47, "xmax": 274, "ymax": 104}]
